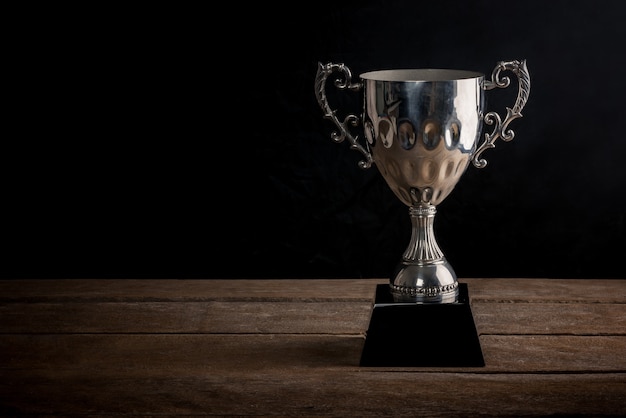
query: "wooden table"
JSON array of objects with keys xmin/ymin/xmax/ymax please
[{"xmin": 1, "ymin": 278, "xmax": 625, "ymax": 416}]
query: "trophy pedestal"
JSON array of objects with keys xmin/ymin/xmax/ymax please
[{"xmin": 359, "ymin": 283, "xmax": 484, "ymax": 367}]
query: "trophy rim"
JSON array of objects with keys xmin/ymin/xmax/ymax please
[{"xmin": 360, "ymin": 68, "xmax": 483, "ymax": 82}]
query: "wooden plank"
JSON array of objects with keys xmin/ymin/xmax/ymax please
[
  {"xmin": 2, "ymin": 301, "xmax": 625, "ymax": 336},
  {"xmin": 1, "ymin": 371, "xmax": 624, "ymax": 416},
  {"xmin": 481, "ymin": 335, "xmax": 626, "ymax": 372},
  {"xmin": 2, "ymin": 334, "xmax": 625, "ymax": 373},
  {"xmin": 0, "ymin": 279, "xmax": 386, "ymax": 302},
  {"xmin": 463, "ymin": 278, "xmax": 626, "ymax": 303},
  {"xmin": 472, "ymin": 302, "xmax": 626, "ymax": 336},
  {"xmin": 1, "ymin": 278, "xmax": 624, "ymax": 302},
  {"xmin": 0, "ymin": 301, "xmax": 372, "ymax": 334}
]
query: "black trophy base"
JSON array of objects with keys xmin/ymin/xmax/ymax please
[{"xmin": 360, "ymin": 283, "xmax": 485, "ymax": 367}]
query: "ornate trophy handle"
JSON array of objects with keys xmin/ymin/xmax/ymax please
[
  {"xmin": 472, "ymin": 60, "xmax": 531, "ymax": 169},
  {"xmin": 314, "ymin": 62, "xmax": 374, "ymax": 169}
]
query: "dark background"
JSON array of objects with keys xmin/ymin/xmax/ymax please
[{"xmin": 4, "ymin": 0, "xmax": 625, "ymax": 279}]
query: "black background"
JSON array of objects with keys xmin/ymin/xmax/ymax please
[{"xmin": 4, "ymin": 0, "xmax": 625, "ymax": 279}]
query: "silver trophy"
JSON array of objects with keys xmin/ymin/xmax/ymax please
[{"xmin": 315, "ymin": 60, "xmax": 530, "ymax": 304}]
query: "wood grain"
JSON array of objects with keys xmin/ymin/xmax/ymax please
[
  {"xmin": 1, "ymin": 372, "xmax": 624, "ymax": 416},
  {"xmin": 2, "ymin": 334, "xmax": 625, "ymax": 373},
  {"xmin": 1, "ymin": 278, "xmax": 625, "ymax": 416},
  {"xmin": 1, "ymin": 278, "xmax": 624, "ymax": 302},
  {"xmin": 1, "ymin": 301, "xmax": 625, "ymax": 336}
]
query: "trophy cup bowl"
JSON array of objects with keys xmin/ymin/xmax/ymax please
[{"xmin": 315, "ymin": 60, "xmax": 530, "ymax": 304}]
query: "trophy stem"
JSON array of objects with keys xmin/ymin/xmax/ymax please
[
  {"xmin": 403, "ymin": 205, "xmax": 444, "ymax": 261},
  {"xmin": 390, "ymin": 204, "xmax": 459, "ymax": 303}
]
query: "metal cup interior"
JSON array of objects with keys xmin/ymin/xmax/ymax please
[{"xmin": 360, "ymin": 68, "xmax": 483, "ymax": 82}]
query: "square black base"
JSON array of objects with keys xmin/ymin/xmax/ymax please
[{"xmin": 360, "ymin": 283, "xmax": 485, "ymax": 367}]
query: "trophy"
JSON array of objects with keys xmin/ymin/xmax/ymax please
[{"xmin": 314, "ymin": 60, "xmax": 530, "ymax": 366}]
